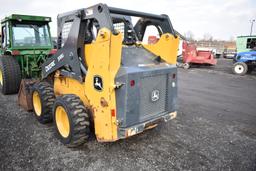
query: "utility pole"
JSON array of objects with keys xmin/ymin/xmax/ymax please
[{"xmin": 250, "ymin": 19, "xmax": 255, "ymax": 36}]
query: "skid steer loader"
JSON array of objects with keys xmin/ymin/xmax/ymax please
[{"xmin": 30, "ymin": 3, "xmax": 179, "ymax": 146}]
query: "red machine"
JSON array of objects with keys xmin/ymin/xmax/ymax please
[
  {"xmin": 148, "ymin": 36, "xmax": 159, "ymax": 44},
  {"xmin": 182, "ymin": 41, "xmax": 217, "ymax": 69}
]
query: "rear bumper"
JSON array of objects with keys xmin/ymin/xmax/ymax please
[{"xmin": 118, "ymin": 111, "xmax": 177, "ymax": 139}]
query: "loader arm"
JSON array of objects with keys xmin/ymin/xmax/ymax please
[
  {"xmin": 41, "ymin": 14, "xmax": 84, "ymax": 81},
  {"xmin": 41, "ymin": 4, "xmax": 115, "ymax": 81}
]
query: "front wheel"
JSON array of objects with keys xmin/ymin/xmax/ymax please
[
  {"xmin": 0, "ymin": 55, "xmax": 21, "ymax": 94},
  {"xmin": 232, "ymin": 62, "xmax": 248, "ymax": 76},
  {"xmin": 53, "ymin": 94, "xmax": 91, "ymax": 147},
  {"xmin": 32, "ymin": 82, "xmax": 55, "ymax": 124}
]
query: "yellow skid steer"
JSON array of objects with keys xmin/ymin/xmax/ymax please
[{"xmin": 28, "ymin": 4, "xmax": 179, "ymax": 147}]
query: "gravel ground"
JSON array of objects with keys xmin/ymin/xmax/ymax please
[{"xmin": 0, "ymin": 58, "xmax": 256, "ymax": 170}]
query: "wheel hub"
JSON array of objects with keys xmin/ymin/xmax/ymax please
[
  {"xmin": 183, "ymin": 63, "xmax": 190, "ymax": 69},
  {"xmin": 234, "ymin": 64, "xmax": 244, "ymax": 74},
  {"xmin": 55, "ymin": 106, "xmax": 70, "ymax": 138},
  {"xmin": 33, "ymin": 91, "xmax": 42, "ymax": 116},
  {"xmin": 0, "ymin": 69, "xmax": 3, "ymax": 86}
]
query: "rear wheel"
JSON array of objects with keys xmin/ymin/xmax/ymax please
[
  {"xmin": 32, "ymin": 82, "xmax": 55, "ymax": 124},
  {"xmin": 53, "ymin": 95, "xmax": 90, "ymax": 147},
  {"xmin": 183, "ymin": 63, "xmax": 190, "ymax": 69},
  {"xmin": 0, "ymin": 55, "xmax": 21, "ymax": 94},
  {"xmin": 232, "ymin": 62, "xmax": 248, "ymax": 75}
]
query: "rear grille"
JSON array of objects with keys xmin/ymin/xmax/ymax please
[{"xmin": 139, "ymin": 74, "xmax": 168, "ymax": 119}]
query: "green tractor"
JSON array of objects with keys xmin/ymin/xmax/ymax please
[{"xmin": 0, "ymin": 14, "xmax": 54, "ymax": 95}]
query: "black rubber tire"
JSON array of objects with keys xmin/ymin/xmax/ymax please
[
  {"xmin": 53, "ymin": 94, "xmax": 90, "ymax": 147},
  {"xmin": 32, "ymin": 82, "xmax": 55, "ymax": 124},
  {"xmin": 232, "ymin": 62, "xmax": 248, "ymax": 76},
  {"xmin": 0, "ymin": 55, "xmax": 21, "ymax": 94}
]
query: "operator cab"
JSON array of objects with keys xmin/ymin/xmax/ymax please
[
  {"xmin": 1, "ymin": 14, "xmax": 52, "ymax": 50},
  {"xmin": 50, "ymin": 4, "xmax": 178, "ymax": 82},
  {"xmin": 11, "ymin": 21, "xmax": 51, "ymax": 48}
]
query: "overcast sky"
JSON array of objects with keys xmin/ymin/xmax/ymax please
[{"xmin": 1, "ymin": 0, "xmax": 256, "ymax": 40}]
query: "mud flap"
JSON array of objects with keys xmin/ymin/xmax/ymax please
[{"xmin": 18, "ymin": 79, "xmax": 38, "ymax": 111}]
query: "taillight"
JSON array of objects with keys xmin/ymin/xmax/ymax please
[
  {"xmin": 130, "ymin": 80, "xmax": 135, "ymax": 87},
  {"xmin": 111, "ymin": 109, "xmax": 115, "ymax": 117},
  {"xmin": 12, "ymin": 50, "xmax": 20, "ymax": 55},
  {"xmin": 172, "ymin": 73, "xmax": 176, "ymax": 79},
  {"xmin": 49, "ymin": 49, "xmax": 57, "ymax": 55}
]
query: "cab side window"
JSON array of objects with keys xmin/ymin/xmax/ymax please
[
  {"xmin": 246, "ymin": 38, "xmax": 256, "ymax": 49},
  {"xmin": 1, "ymin": 23, "xmax": 10, "ymax": 48},
  {"xmin": 1, "ymin": 26, "xmax": 6, "ymax": 48}
]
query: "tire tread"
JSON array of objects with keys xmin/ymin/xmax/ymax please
[
  {"xmin": 0, "ymin": 55, "xmax": 21, "ymax": 94},
  {"xmin": 33, "ymin": 82, "xmax": 55, "ymax": 123},
  {"xmin": 54, "ymin": 94, "xmax": 90, "ymax": 147}
]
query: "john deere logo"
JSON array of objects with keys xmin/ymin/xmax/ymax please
[
  {"xmin": 93, "ymin": 75, "xmax": 103, "ymax": 91},
  {"xmin": 151, "ymin": 90, "xmax": 160, "ymax": 102}
]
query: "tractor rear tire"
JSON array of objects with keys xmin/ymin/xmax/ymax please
[
  {"xmin": 232, "ymin": 62, "xmax": 248, "ymax": 76},
  {"xmin": 0, "ymin": 55, "xmax": 21, "ymax": 94},
  {"xmin": 53, "ymin": 94, "xmax": 90, "ymax": 147},
  {"xmin": 32, "ymin": 82, "xmax": 55, "ymax": 124}
]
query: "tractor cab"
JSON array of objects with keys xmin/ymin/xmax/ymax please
[
  {"xmin": 1, "ymin": 14, "xmax": 52, "ymax": 52},
  {"xmin": 236, "ymin": 35, "xmax": 256, "ymax": 53}
]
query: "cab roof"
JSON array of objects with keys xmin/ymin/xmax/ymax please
[
  {"xmin": 1, "ymin": 14, "xmax": 51, "ymax": 23},
  {"xmin": 237, "ymin": 35, "xmax": 256, "ymax": 38}
]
